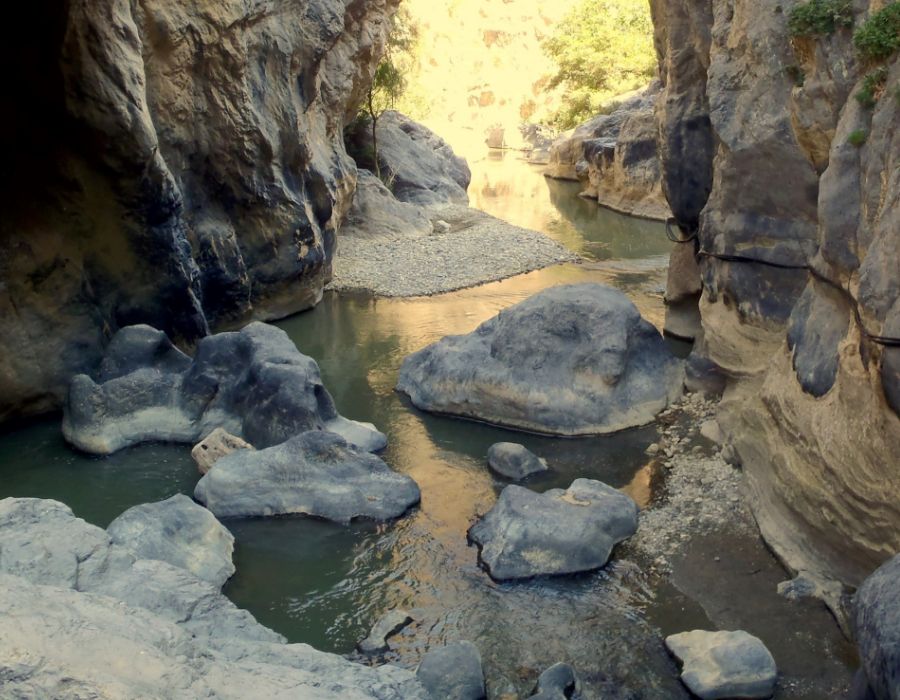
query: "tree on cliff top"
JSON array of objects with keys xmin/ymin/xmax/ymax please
[{"xmin": 542, "ymin": 0, "xmax": 656, "ymax": 129}]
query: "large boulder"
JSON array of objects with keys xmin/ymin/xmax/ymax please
[
  {"xmin": 107, "ymin": 495, "xmax": 235, "ymax": 588},
  {"xmin": 854, "ymin": 555, "xmax": 900, "ymax": 700},
  {"xmin": 194, "ymin": 431, "xmax": 420, "ymax": 523},
  {"xmin": 467, "ymin": 479, "xmax": 639, "ymax": 581},
  {"xmin": 416, "ymin": 641, "xmax": 486, "ymax": 700},
  {"xmin": 63, "ymin": 322, "xmax": 386, "ymax": 455},
  {"xmin": 665, "ymin": 630, "xmax": 778, "ymax": 700},
  {"xmin": 347, "ymin": 111, "xmax": 471, "ymax": 207},
  {"xmin": 341, "ymin": 169, "xmax": 434, "ymax": 239},
  {"xmin": 397, "ymin": 284, "xmax": 683, "ymax": 436}
]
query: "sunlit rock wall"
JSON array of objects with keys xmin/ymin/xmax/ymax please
[
  {"xmin": 0, "ymin": 0, "xmax": 398, "ymax": 422},
  {"xmin": 651, "ymin": 0, "xmax": 900, "ymax": 588}
]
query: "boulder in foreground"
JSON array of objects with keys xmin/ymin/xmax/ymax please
[
  {"xmin": 468, "ymin": 479, "xmax": 638, "ymax": 581},
  {"xmin": 397, "ymin": 284, "xmax": 683, "ymax": 436},
  {"xmin": 194, "ymin": 431, "xmax": 420, "ymax": 523}
]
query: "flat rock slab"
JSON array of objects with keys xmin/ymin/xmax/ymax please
[
  {"xmin": 487, "ymin": 443, "xmax": 549, "ymax": 481},
  {"xmin": 397, "ymin": 284, "xmax": 683, "ymax": 435},
  {"xmin": 416, "ymin": 641, "xmax": 486, "ymax": 700},
  {"xmin": 854, "ymin": 554, "xmax": 900, "ymax": 700},
  {"xmin": 194, "ymin": 431, "xmax": 421, "ymax": 523},
  {"xmin": 468, "ymin": 479, "xmax": 638, "ymax": 581},
  {"xmin": 358, "ymin": 609, "xmax": 415, "ymax": 655},
  {"xmin": 665, "ymin": 630, "xmax": 777, "ymax": 699},
  {"xmin": 63, "ymin": 322, "xmax": 386, "ymax": 455},
  {"xmin": 107, "ymin": 494, "xmax": 235, "ymax": 588}
]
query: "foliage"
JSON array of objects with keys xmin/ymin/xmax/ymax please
[
  {"xmin": 541, "ymin": 0, "xmax": 656, "ymax": 130},
  {"xmin": 853, "ymin": 2, "xmax": 900, "ymax": 61},
  {"xmin": 847, "ymin": 128, "xmax": 868, "ymax": 146},
  {"xmin": 788, "ymin": 0, "xmax": 853, "ymax": 36},
  {"xmin": 785, "ymin": 64, "xmax": 806, "ymax": 86},
  {"xmin": 856, "ymin": 66, "xmax": 889, "ymax": 107}
]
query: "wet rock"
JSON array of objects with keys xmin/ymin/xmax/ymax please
[
  {"xmin": 347, "ymin": 111, "xmax": 471, "ymax": 207},
  {"xmin": 397, "ymin": 284, "xmax": 683, "ymax": 436},
  {"xmin": 63, "ymin": 322, "xmax": 386, "ymax": 455},
  {"xmin": 192, "ymin": 428, "xmax": 254, "ymax": 475},
  {"xmin": 468, "ymin": 479, "xmax": 639, "ymax": 581},
  {"xmin": 665, "ymin": 630, "xmax": 777, "ymax": 699},
  {"xmin": 194, "ymin": 431, "xmax": 420, "ymax": 523},
  {"xmin": 416, "ymin": 641, "xmax": 486, "ymax": 700},
  {"xmin": 358, "ymin": 609, "xmax": 414, "ymax": 655},
  {"xmin": 107, "ymin": 495, "xmax": 235, "ymax": 588},
  {"xmin": 854, "ymin": 554, "xmax": 900, "ymax": 700},
  {"xmin": 487, "ymin": 443, "xmax": 549, "ymax": 481},
  {"xmin": 529, "ymin": 662, "xmax": 579, "ymax": 699}
]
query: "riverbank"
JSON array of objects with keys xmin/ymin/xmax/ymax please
[{"xmin": 329, "ymin": 204, "xmax": 577, "ymax": 298}]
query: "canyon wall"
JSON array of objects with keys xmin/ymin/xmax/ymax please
[
  {"xmin": 651, "ymin": 0, "xmax": 900, "ymax": 589},
  {"xmin": 0, "ymin": 0, "xmax": 398, "ymax": 422}
]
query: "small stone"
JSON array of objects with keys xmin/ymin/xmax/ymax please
[
  {"xmin": 700, "ymin": 420, "xmax": 724, "ymax": 445},
  {"xmin": 646, "ymin": 443, "xmax": 661, "ymax": 456},
  {"xmin": 487, "ymin": 443, "xmax": 549, "ymax": 481},
  {"xmin": 192, "ymin": 428, "xmax": 254, "ymax": 475},
  {"xmin": 357, "ymin": 609, "xmax": 414, "ymax": 655}
]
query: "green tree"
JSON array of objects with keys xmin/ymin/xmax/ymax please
[{"xmin": 542, "ymin": 0, "xmax": 657, "ymax": 129}]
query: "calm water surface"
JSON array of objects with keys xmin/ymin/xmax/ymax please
[{"xmin": 0, "ymin": 156, "xmax": 854, "ymax": 698}]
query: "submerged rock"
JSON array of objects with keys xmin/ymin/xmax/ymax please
[
  {"xmin": 192, "ymin": 428, "xmax": 255, "ymax": 475},
  {"xmin": 854, "ymin": 555, "xmax": 900, "ymax": 700},
  {"xmin": 487, "ymin": 443, "xmax": 549, "ymax": 481},
  {"xmin": 358, "ymin": 609, "xmax": 415, "ymax": 655},
  {"xmin": 665, "ymin": 630, "xmax": 777, "ymax": 699},
  {"xmin": 529, "ymin": 662, "xmax": 579, "ymax": 699},
  {"xmin": 107, "ymin": 495, "xmax": 235, "ymax": 588},
  {"xmin": 416, "ymin": 641, "xmax": 486, "ymax": 700},
  {"xmin": 194, "ymin": 431, "xmax": 420, "ymax": 523},
  {"xmin": 397, "ymin": 284, "xmax": 683, "ymax": 436},
  {"xmin": 63, "ymin": 322, "xmax": 386, "ymax": 455},
  {"xmin": 468, "ymin": 479, "xmax": 639, "ymax": 581}
]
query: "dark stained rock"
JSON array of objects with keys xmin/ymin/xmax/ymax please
[
  {"xmin": 468, "ymin": 480, "xmax": 639, "ymax": 581},
  {"xmin": 397, "ymin": 284, "xmax": 683, "ymax": 436}
]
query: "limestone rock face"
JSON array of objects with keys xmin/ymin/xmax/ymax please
[
  {"xmin": 107, "ymin": 495, "xmax": 235, "ymax": 588},
  {"xmin": 0, "ymin": 0, "xmax": 400, "ymax": 424},
  {"xmin": 63, "ymin": 322, "xmax": 387, "ymax": 455},
  {"xmin": 397, "ymin": 284, "xmax": 683, "ymax": 436},
  {"xmin": 467, "ymin": 479, "xmax": 639, "ymax": 581},
  {"xmin": 0, "ymin": 497, "xmax": 428, "ymax": 699},
  {"xmin": 194, "ymin": 431, "xmax": 421, "ymax": 523},
  {"xmin": 651, "ymin": 0, "xmax": 900, "ymax": 589}
]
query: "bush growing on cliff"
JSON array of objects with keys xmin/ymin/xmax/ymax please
[
  {"xmin": 788, "ymin": 0, "xmax": 853, "ymax": 36},
  {"xmin": 854, "ymin": 2, "xmax": 900, "ymax": 61},
  {"xmin": 542, "ymin": 0, "xmax": 656, "ymax": 129},
  {"xmin": 856, "ymin": 66, "xmax": 889, "ymax": 107}
]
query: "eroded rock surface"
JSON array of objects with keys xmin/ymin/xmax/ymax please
[
  {"xmin": 397, "ymin": 284, "xmax": 683, "ymax": 436},
  {"xmin": 194, "ymin": 431, "xmax": 420, "ymax": 523},
  {"xmin": 63, "ymin": 322, "xmax": 386, "ymax": 455},
  {"xmin": 468, "ymin": 480, "xmax": 639, "ymax": 581}
]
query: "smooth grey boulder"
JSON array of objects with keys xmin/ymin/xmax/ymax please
[
  {"xmin": 107, "ymin": 495, "xmax": 235, "ymax": 588},
  {"xmin": 487, "ymin": 443, "xmax": 549, "ymax": 481},
  {"xmin": 358, "ymin": 609, "xmax": 415, "ymax": 655},
  {"xmin": 665, "ymin": 630, "xmax": 777, "ymax": 700},
  {"xmin": 342, "ymin": 169, "xmax": 434, "ymax": 239},
  {"xmin": 529, "ymin": 662, "xmax": 579, "ymax": 699},
  {"xmin": 63, "ymin": 322, "xmax": 387, "ymax": 455},
  {"xmin": 416, "ymin": 641, "xmax": 486, "ymax": 700},
  {"xmin": 854, "ymin": 554, "xmax": 900, "ymax": 700},
  {"xmin": 194, "ymin": 431, "xmax": 421, "ymax": 523},
  {"xmin": 467, "ymin": 479, "xmax": 639, "ymax": 581},
  {"xmin": 397, "ymin": 284, "xmax": 683, "ymax": 436},
  {"xmin": 192, "ymin": 428, "xmax": 255, "ymax": 475}
]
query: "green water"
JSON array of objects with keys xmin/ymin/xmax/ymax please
[{"xmin": 0, "ymin": 157, "xmax": 854, "ymax": 698}]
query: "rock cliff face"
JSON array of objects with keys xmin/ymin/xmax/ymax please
[
  {"xmin": 651, "ymin": 0, "xmax": 900, "ymax": 589},
  {"xmin": 0, "ymin": 0, "xmax": 398, "ymax": 423}
]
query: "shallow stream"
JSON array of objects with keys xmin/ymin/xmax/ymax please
[{"xmin": 0, "ymin": 155, "xmax": 856, "ymax": 698}]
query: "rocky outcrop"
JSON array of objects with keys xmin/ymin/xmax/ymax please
[
  {"xmin": 0, "ymin": 497, "xmax": 428, "ymax": 698},
  {"xmin": 397, "ymin": 284, "xmax": 684, "ymax": 436},
  {"xmin": 0, "ymin": 0, "xmax": 400, "ymax": 424},
  {"xmin": 194, "ymin": 431, "xmax": 421, "ymax": 523},
  {"xmin": 63, "ymin": 322, "xmax": 386, "ymax": 455},
  {"xmin": 545, "ymin": 87, "xmax": 671, "ymax": 220},
  {"xmin": 651, "ymin": 0, "xmax": 900, "ymax": 589},
  {"xmin": 467, "ymin": 479, "xmax": 639, "ymax": 581}
]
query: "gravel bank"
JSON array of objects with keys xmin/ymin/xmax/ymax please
[{"xmin": 329, "ymin": 204, "xmax": 577, "ymax": 297}]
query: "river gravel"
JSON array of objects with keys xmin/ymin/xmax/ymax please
[{"xmin": 329, "ymin": 204, "xmax": 577, "ymax": 297}]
